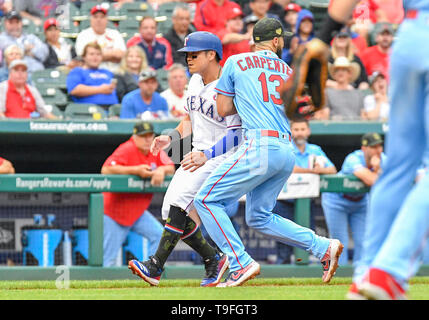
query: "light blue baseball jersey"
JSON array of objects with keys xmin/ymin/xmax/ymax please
[
  {"xmin": 215, "ymin": 50, "xmax": 292, "ymax": 135},
  {"xmin": 339, "ymin": 149, "xmax": 386, "ymax": 200},
  {"xmin": 403, "ymin": 0, "xmax": 429, "ymax": 10},
  {"xmin": 293, "ymin": 143, "xmax": 335, "ymax": 169},
  {"xmin": 340, "ymin": 150, "xmax": 386, "ymax": 176}
]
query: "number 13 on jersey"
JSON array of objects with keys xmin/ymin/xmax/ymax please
[{"xmin": 258, "ymin": 72, "xmax": 284, "ymax": 105}]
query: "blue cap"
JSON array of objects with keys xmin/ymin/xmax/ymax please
[{"xmin": 178, "ymin": 31, "xmax": 223, "ymax": 60}]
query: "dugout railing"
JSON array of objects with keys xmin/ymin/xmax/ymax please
[{"xmin": 0, "ymin": 173, "xmax": 369, "ymax": 267}]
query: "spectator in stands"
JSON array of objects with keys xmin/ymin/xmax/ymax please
[
  {"xmin": 120, "ymin": 68, "xmax": 169, "ymax": 120},
  {"xmin": 220, "ymin": 3, "xmax": 252, "ymax": 66},
  {"xmin": 43, "ymin": 18, "xmax": 79, "ymax": 70},
  {"xmin": 327, "ymin": 29, "xmax": 369, "ymax": 90},
  {"xmin": 0, "ymin": 59, "xmax": 56, "ymax": 119},
  {"xmin": 126, "ymin": 16, "xmax": 173, "ymax": 70},
  {"xmin": 321, "ymin": 132, "xmax": 385, "ymax": 265},
  {"xmin": 0, "ymin": 11, "xmax": 49, "ymax": 72},
  {"xmin": 0, "ymin": 1, "xmax": 12, "ymax": 18},
  {"xmin": 362, "ymin": 71, "xmax": 390, "ymax": 121},
  {"xmin": 273, "ymin": 117, "xmax": 337, "ymax": 264},
  {"xmin": 193, "ymin": 0, "xmax": 247, "ymax": 43},
  {"xmin": 314, "ymin": 57, "xmax": 364, "ymax": 121},
  {"xmin": 114, "ymin": 46, "xmax": 148, "ymax": 102},
  {"xmin": 75, "ymin": 4, "xmax": 126, "ymax": 73},
  {"xmin": 243, "ymin": 14, "xmax": 259, "ymax": 51},
  {"xmin": 0, "ymin": 156, "xmax": 15, "ymax": 174},
  {"xmin": 244, "ymin": 0, "xmax": 281, "ymax": 23},
  {"xmin": 164, "ymin": 4, "xmax": 193, "ymax": 67},
  {"xmin": 341, "ymin": 18, "xmax": 368, "ymax": 58},
  {"xmin": 0, "ymin": 44, "xmax": 32, "ymax": 83},
  {"xmin": 352, "ymin": 0, "xmax": 389, "ymax": 42},
  {"xmin": 160, "ymin": 63, "xmax": 188, "ymax": 119},
  {"xmin": 242, "ymin": 0, "xmax": 283, "ymax": 23},
  {"xmin": 283, "ymin": 2, "xmax": 300, "ymax": 33},
  {"xmin": 13, "ymin": 0, "xmax": 67, "ymax": 26},
  {"xmin": 101, "ymin": 121, "xmax": 175, "ymax": 267},
  {"xmin": 282, "ymin": 2, "xmax": 301, "ymax": 64},
  {"xmin": 282, "ymin": 9, "xmax": 314, "ymax": 65},
  {"xmin": 360, "ymin": 22, "xmax": 394, "ymax": 82},
  {"xmin": 67, "ymin": 42, "xmax": 119, "ymax": 107}
]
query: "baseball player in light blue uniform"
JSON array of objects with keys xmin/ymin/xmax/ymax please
[
  {"xmin": 349, "ymin": 0, "xmax": 429, "ymax": 299},
  {"xmin": 193, "ymin": 18, "xmax": 343, "ymax": 287},
  {"xmin": 322, "ymin": 133, "xmax": 386, "ymax": 266}
]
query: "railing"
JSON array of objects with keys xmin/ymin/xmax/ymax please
[{"xmin": 0, "ymin": 174, "xmax": 369, "ymax": 266}]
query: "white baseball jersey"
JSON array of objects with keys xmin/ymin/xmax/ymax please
[
  {"xmin": 162, "ymin": 73, "xmax": 242, "ymax": 220},
  {"xmin": 184, "ymin": 74, "xmax": 241, "ymax": 151}
]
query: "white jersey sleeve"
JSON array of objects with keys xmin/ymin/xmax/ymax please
[{"xmin": 226, "ymin": 113, "xmax": 242, "ymax": 130}]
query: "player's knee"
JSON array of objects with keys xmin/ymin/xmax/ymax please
[{"xmin": 246, "ymin": 212, "xmax": 271, "ymax": 230}]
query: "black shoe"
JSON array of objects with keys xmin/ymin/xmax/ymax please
[{"xmin": 128, "ymin": 255, "xmax": 164, "ymax": 286}]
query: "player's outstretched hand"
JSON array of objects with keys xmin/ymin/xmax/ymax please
[
  {"xmin": 281, "ymin": 38, "xmax": 330, "ymax": 119},
  {"xmin": 181, "ymin": 151, "xmax": 208, "ymax": 172},
  {"xmin": 150, "ymin": 135, "xmax": 171, "ymax": 156}
]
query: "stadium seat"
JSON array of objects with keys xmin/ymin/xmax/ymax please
[
  {"xmin": 71, "ymin": 228, "xmax": 88, "ymax": 265},
  {"xmin": 108, "ymin": 104, "xmax": 122, "ymax": 119},
  {"xmin": 156, "ymin": 19, "xmax": 173, "ymax": 37},
  {"xmin": 64, "ymin": 103, "xmax": 108, "ymax": 120},
  {"xmin": 45, "ymin": 104, "xmax": 65, "ymax": 119},
  {"xmin": 119, "ymin": 2, "xmax": 155, "ymax": 18},
  {"xmin": 21, "ymin": 226, "xmax": 63, "ymax": 266},
  {"xmin": 156, "ymin": 1, "xmax": 178, "ymax": 18},
  {"xmin": 309, "ymin": 1, "xmax": 329, "ymax": 34},
  {"xmin": 36, "ymin": 85, "xmax": 68, "ymax": 108},
  {"xmin": 118, "ymin": 18, "xmax": 140, "ymax": 39},
  {"xmin": 155, "ymin": 2, "xmax": 176, "ymax": 35},
  {"xmin": 156, "ymin": 68, "xmax": 169, "ymax": 91},
  {"xmin": 31, "ymin": 69, "xmax": 68, "ymax": 90},
  {"xmin": 294, "ymin": 0, "xmax": 311, "ymax": 9}
]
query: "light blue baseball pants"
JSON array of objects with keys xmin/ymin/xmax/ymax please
[
  {"xmin": 194, "ymin": 129, "xmax": 330, "ymax": 271},
  {"xmin": 321, "ymin": 192, "xmax": 368, "ymax": 266}
]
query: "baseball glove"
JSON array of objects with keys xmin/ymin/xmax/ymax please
[{"xmin": 281, "ymin": 38, "xmax": 330, "ymax": 120}]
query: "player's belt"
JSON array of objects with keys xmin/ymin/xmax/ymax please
[
  {"xmin": 342, "ymin": 194, "xmax": 365, "ymax": 202},
  {"xmin": 261, "ymin": 130, "xmax": 291, "ymax": 141}
]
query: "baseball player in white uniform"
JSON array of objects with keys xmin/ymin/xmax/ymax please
[{"xmin": 128, "ymin": 31, "xmax": 242, "ymax": 287}]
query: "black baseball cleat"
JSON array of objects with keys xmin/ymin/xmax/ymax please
[
  {"xmin": 200, "ymin": 253, "xmax": 230, "ymax": 287},
  {"xmin": 128, "ymin": 256, "xmax": 164, "ymax": 286}
]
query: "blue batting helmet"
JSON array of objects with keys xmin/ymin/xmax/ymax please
[{"xmin": 178, "ymin": 31, "xmax": 223, "ymax": 60}]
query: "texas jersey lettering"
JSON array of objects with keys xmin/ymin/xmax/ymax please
[{"xmin": 185, "ymin": 73, "xmax": 240, "ymax": 151}]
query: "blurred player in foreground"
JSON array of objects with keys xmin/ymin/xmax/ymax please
[
  {"xmin": 347, "ymin": 0, "xmax": 429, "ymax": 300},
  {"xmin": 283, "ymin": 0, "xmax": 429, "ymax": 300}
]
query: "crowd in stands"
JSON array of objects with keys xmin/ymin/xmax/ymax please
[{"xmin": 0, "ymin": 0, "xmax": 403, "ymax": 121}]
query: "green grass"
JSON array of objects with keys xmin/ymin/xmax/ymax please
[{"xmin": 1, "ymin": 277, "xmax": 429, "ymax": 300}]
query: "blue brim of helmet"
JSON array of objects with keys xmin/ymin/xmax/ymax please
[{"xmin": 177, "ymin": 46, "xmax": 207, "ymax": 53}]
